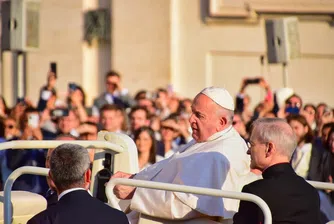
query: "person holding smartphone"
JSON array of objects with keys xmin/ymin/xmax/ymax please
[
  {"xmin": 93, "ymin": 70, "xmax": 134, "ymax": 110},
  {"xmin": 37, "ymin": 65, "xmax": 57, "ymax": 112},
  {"xmin": 236, "ymin": 77, "xmax": 273, "ymax": 124},
  {"xmin": 6, "ymin": 107, "xmax": 48, "ymax": 194}
]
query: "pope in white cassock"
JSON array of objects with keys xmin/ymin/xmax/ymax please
[{"xmin": 112, "ymin": 87, "xmax": 259, "ymax": 224}]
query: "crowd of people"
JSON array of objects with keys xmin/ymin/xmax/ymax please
[{"xmin": 0, "ymin": 69, "xmax": 333, "ymax": 223}]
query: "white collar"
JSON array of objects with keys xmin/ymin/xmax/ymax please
[
  {"xmin": 58, "ymin": 188, "xmax": 88, "ymax": 201},
  {"xmin": 207, "ymin": 125, "xmax": 233, "ymax": 142}
]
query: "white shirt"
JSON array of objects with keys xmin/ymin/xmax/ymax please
[
  {"xmin": 128, "ymin": 126, "xmax": 259, "ymax": 223},
  {"xmin": 291, "ymin": 143, "xmax": 313, "ymax": 179},
  {"xmin": 58, "ymin": 188, "xmax": 91, "ymax": 201}
]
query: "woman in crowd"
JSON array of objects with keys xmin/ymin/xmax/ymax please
[
  {"xmin": 302, "ymin": 104, "xmax": 317, "ymax": 131},
  {"xmin": 287, "ymin": 114, "xmax": 323, "ymax": 181},
  {"xmin": 319, "ymin": 127, "xmax": 334, "ymax": 203},
  {"xmin": 134, "ymin": 126, "xmax": 162, "ymax": 171},
  {"xmin": 67, "ymin": 83, "xmax": 89, "ymax": 123}
]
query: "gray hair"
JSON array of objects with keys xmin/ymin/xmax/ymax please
[
  {"xmin": 216, "ymin": 106, "xmax": 234, "ymax": 125},
  {"xmin": 50, "ymin": 143, "xmax": 91, "ymax": 191},
  {"xmin": 251, "ymin": 118, "xmax": 297, "ymax": 159}
]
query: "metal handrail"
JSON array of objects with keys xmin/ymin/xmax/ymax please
[
  {"xmin": 0, "ymin": 140, "xmax": 123, "ymax": 153},
  {"xmin": 308, "ymin": 181, "xmax": 334, "ymax": 191},
  {"xmin": 107, "ymin": 178, "xmax": 273, "ymax": 224},
  {"xmin": 3, "ymin": 166, "xmax": 49, "ymax": 224}
]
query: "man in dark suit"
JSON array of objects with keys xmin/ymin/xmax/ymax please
[
  {"xmin": 93, "ymin": 70, "xmax": 134, "ymax": 109},
  {"xmin": 28, "ymin": 143, "xmax": 128, "ymax": 224},
  {"xmin": 233, "ymin": 118, "xmax": 322, "ymax": 224}
]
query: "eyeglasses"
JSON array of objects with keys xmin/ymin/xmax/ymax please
[{"xmin": 246, "ymin": 141, "xmax": 269, "ymax": 150}]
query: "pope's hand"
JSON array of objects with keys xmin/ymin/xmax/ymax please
[{"xmin": 111, "ymin": 171, "xmax": 136, "ymax": 200}]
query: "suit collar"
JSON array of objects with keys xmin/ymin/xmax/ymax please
[
  {"xmin": 58, "ymin": 189, "xmax": 91, "ymax": 202},
  {"xmin": 262, "ymin": 163, "xmax": 295, "ymax": 179}
]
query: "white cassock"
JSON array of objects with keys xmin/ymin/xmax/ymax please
[{"xmin": 127, "ymin": 126, "xmax": 260, "ymax": 223}]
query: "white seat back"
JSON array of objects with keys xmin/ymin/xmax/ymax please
[{"xmin": 0, "ymin": 191, "xmax": 46, "ymax": 224}]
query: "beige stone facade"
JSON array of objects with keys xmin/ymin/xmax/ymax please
[{"xmin": 1, "ymin": 0, "xmax": 333, "ymax": 108}]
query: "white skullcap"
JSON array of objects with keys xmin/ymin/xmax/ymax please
[{"xmin": 200, "ymin": 86, "xmax": 234, "ymax": 111}]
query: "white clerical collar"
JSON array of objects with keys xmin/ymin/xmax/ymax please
[
  {"xmin": 207, "ymin": 125, "xmax": 233, "ymax": 142},
  {"xmin": 58, "ymin": 188, "xmax": 90, "ymax": 201}
]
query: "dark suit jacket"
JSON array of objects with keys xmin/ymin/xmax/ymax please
[
  {"xmin": 233, "ymin": 163, "xmax": 321, "ymax": 224},
  {"xmin": 28, "ymin": 190, "xmax": 128, "ymax": 224},
  {"xmin": 93, "ymin": 92, "xmax": 133, "ymax": 109},
  {"xmin": 306, "ymin": 144, "xmax": 324, "ymax": 181}
]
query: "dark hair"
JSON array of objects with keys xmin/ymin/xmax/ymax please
[
  {"xmin": 100, "ymin": 104, "xmax": 123, "ymax": 114},
  {"xmin": 134, "ymin": 90, "xmax": 148, "ymax": 101},
  {"xmin": 67, "ymin": 84, "xmax": 86, "ymax": 107},
  {"xmin": 287, "ymin": 114, "xmax": 313, "ymax": 143},
  {"xmin": 303, "ymin": 104, "xmax": 316, "ymax": 112},
  {"xmin": 285, "ymin": 94, "xmax": 303, "ymax": 108},
  {"xmin": 326, "ymin": 127, "xmax": 334, "ymax": 153},
  {"xmin": 105, "ymin": 70, "xmax": 121, "ymax": 80},
  {"xmin": 133, "ymin": 126, "xmax": 157, "ymax": 164},
  {"xmin": 129, "ymin": 106, "xmax": 149, "ymax": 120},
  {"xmin": 322, "ymin": 122, "xmax": 334, "ymax": 132}
]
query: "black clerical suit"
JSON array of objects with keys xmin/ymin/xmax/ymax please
[
  {"xmin": 28, "ymin": 189, "xmax": 128, "ymax": 224},
  {"xmin": 233, "ymin": 163, "xmax": 321, "ymax": 224}
]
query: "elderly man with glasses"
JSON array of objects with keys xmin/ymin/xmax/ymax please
[{"xmin": 233, "ymin": 118, "xmax": 322, "ymax": 224}]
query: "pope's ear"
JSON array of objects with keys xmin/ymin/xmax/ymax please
[{"xmin": 219, "ymin": 116, "xmax": 228, "ymax": 127}]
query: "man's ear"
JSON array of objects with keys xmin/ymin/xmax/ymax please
[
  {"xmin": 48, "ymin": 171, "xmax": 57, "ymax": 191},
  {"xmin": 266, "ymin": 142, "xmax": 275, "ymax": 157},
  {"xmin": 84, "ymin": 168, "xmax": 92, "ymax": 190}
]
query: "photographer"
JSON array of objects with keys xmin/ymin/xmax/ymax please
[
  {"xmin": 6, "ymin": 107, "xmax": 48, "ymax": 194},
  {"xmin": 236, "ymin": 77, "xmax": 273, "ymax": 123},
  {"xmin": 93, "ymin": 70, "xmax": 134, "ymax": 109},
  {"xmin": 67, "ymin": 83, "xmax": 89, "ymax": 123}
]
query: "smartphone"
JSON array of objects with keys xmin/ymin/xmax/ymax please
[
  {"xmin": 51, "ymin": 109, "xmax": 69, "ymax": 117},
  {"xmin": 245, "ymin": 78, "xmax": 261, "ymax": 85},
  {"xmin": 285, "ymin": 106, "xmax": 300, "ymax": 115},
  {"xmin": 50, "ymin": 62, "xmax": 57, "ymax": 77},
  {"xmin": 68, "ymin": 83, "xmax": 77, "ymax": 91},
  {"xmin": 41, "ymin": 90, "xmax": 52, "ymax": 100},
  {"xmin": 28, "ymin": 114, "xmax": 39, "ymax": 128}
]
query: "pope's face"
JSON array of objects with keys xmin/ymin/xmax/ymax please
[{"xmin": 189, "ymin": 94, "xmax": 221, "ymax": 142}]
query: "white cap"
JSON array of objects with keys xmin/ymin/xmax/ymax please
[{"xmin": 200, "ymin": 86, "xmax": 234, "ymax": 111}]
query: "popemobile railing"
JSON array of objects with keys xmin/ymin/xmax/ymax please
[
  {"xmin": 105, "ymin": 178, "xmax": 334, "ymax": 224},
  {"xmin": 1, "ymin": 133, "xmax": 334, "ymax": 224},
  {"xmin": 5, "ymin": 166, "xmax": 334, "ymax": 224},
  {"xmin": 0, "ymin": 131, "xmax": 139, "ymax": 224}
]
